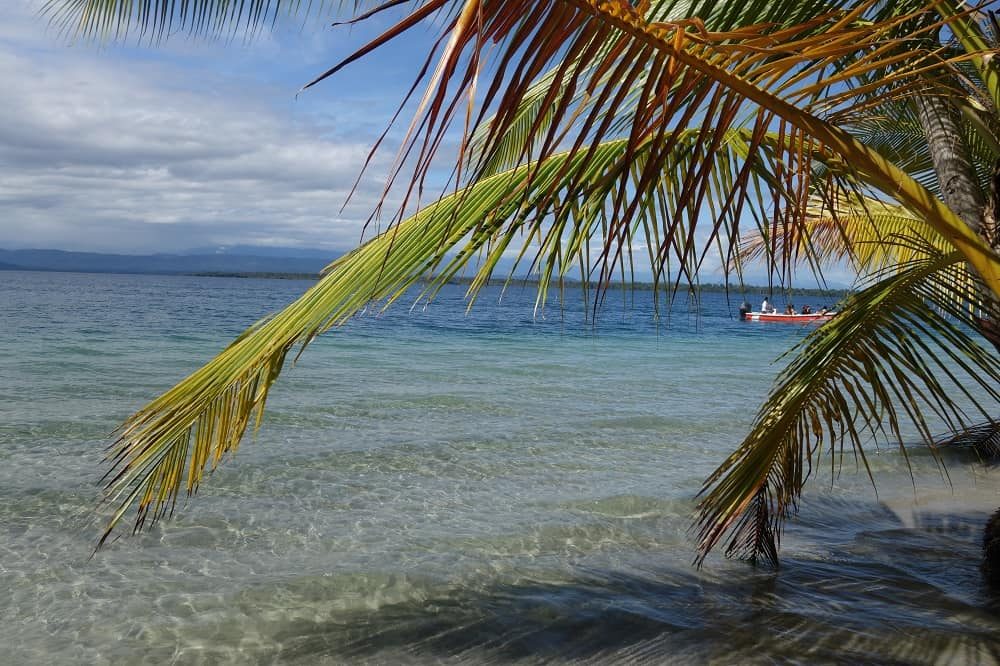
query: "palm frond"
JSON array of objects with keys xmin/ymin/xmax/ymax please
[
  {"xmin": 41, "ymin": 0, "xmax": 354, "ymax": 41},
  {"xmin": 696, "ymin": 249, "xmax": 1000, "ymax": 566},
  {"xmin": 936, "ymin": 0, "xmax": 1000, "ymax": 111},
  {"xmin": 467, "ymin": 0, "xmax": 868, "ymax": 177},
  {"xmin": 936, "ymin": 419, "xmax": 1000, "ymax": 461},
  {"xmin": 838, "ymin": 90, "xmax": 1000, "ymax": 199},
  {"xmin": 74, "ymin": 0, "xmax": 1000, "ymax": 565},
  {"xmin": 99, "ymin": 127, "xmax": 792, "ymax": 543},
  {"xmin": 313, "ymin": 0, "xmax": 1000, "ymax": 296},
  {"xmin": 848, "ymin": 111, "xmax": 941, "ymax": 194},
  {"xmin": 739, "ymin": 192, "xmax": 951, "ymax": 275},
  {"xmin": 97, "ymin": 156, "xmax": 508, "ymax": 543}
]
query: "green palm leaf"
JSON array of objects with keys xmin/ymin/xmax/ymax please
[
  {"xmin": 99, "ymin": 128, "xmax": 789, "ymax": 542},
  {"xmin": 696, "ymin": 248, "xmax": 1000, "ymax": 566},
  {"xmin": 325, "ymin": 0, "xmax": 1000, "ymax": 293},
  {"xmin": 842, "ymin": 95, "xmax": 1000, "ymax": 200},
  {"xmin": 739, "ymin": 192, "xmax": 952, "ymax": 276},
  {"xmin": 42, "ymin": 0, "xmax": 355, "ymax": 40}
]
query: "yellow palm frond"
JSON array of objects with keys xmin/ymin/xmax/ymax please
[{"xmin": 739, "ymin": 193, "xmax": 948, "ymax": 275}]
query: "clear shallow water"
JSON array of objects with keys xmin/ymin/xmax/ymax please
[{"xmin": 1, "ymin": 270, "xmax": 998, "ymax": 664}]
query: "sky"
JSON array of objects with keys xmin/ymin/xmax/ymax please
[
  {"xmin": 0, "ymin": 1, "xmax": 854, "ymax": 287},
  {"xmin": 0, "ymin": 1, "xmax": 441, "ymax": 255}
]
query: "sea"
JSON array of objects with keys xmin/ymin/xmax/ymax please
[{"xmin": 2, "ymin": 270, "xmax": 998, "ymax": 664}]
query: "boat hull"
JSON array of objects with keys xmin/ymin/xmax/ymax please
[{"xmin": 743, "ymin": 312, "xmax": 835, "ymax": 323}]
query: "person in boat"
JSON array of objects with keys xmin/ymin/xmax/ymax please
[
  {"xmin": 738, "ymin": 300, "xmax": 751, "ymax": 320},
  {"xmin": 785, "ymin": 304, "xmax": 795, "ymax": 315},
  {"xmin": 819, "ymin": 306, "xmax": 829, "ymax": 315},
  {"xmin": 761, "ymin": 296, "xmax": 776, "ymax": 314},
  {"xmin": 801, "ymin": 304, "xmax": 812, "ymax": 315}
]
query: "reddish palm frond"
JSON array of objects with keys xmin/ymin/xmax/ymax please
[{"xmin": 311, "ymin": 0, "xmax": 1000, "ymax": 295}]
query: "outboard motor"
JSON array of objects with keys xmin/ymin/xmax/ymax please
[{"xmin": 738, "ymin": 301, "xmax": 751, "ymax": 320}]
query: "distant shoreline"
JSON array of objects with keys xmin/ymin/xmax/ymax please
[
  {"xmin": 0, "ymin": 248, "xmax": 852, "ymax": 296},
  {"xmin": 188, "ymin": 271, "xmax": 320, "ymax": 280},
  {"xmin": 3, "ymin": 265, "xmax": 848, "ymax": 297},
  {"xmin": 191, "ymin": 272, "xmax": 849, "ymax": 297}
]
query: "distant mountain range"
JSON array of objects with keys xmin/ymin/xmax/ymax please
[
  {"xmin": 0, "ymin": 247, "xmax": 852, "ymax": 294},
  {"xmin": 0, "ymin": 248, "xmax": 337, "ymax": 276}
]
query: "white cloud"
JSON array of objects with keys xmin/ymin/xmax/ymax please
[{"xmin": 0, "ymin": 1, "xmax": 400, "ymax": 254}]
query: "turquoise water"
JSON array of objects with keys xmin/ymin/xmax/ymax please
[{"xmin": 1, "ymin": 270, "xmax": 998, "ymax": 664}]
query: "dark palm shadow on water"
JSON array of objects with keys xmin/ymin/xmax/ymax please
[{"xmin": 272, "ymin": 498, "xmax": 1000, "ymax": 665}]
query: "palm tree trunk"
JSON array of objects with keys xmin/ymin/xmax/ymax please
[
  {"xmin": 977, "ymin": 160, "xmax": 1000, "ymax": 350},
  {"xmin": 914, "ymin": 94, "xmax": 1000, "ymax": 345},
  {"xmin": 913, "ymin": 94, "xmax": 1000, "ymax": 580},
  {"xmin": 913, "ymin": 94, "xmax": 985, "ymax": 232}
]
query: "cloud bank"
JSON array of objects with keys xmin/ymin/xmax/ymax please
[{"xmin": 0, "ymin": 2, "xmax": 398, "ymax": 255}]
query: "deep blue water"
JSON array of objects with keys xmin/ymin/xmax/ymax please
[{"xmin": 1, "ymin": 270, "xmax": 998, "ymax": 664}]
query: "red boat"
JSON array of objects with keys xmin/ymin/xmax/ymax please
[{"xmin": 743, "ymin": 311, "xmax": 835, "ymax": 323}]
